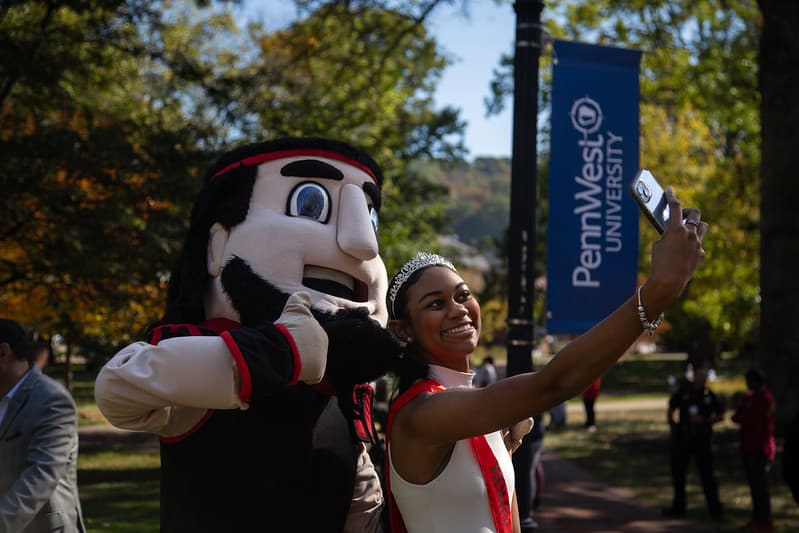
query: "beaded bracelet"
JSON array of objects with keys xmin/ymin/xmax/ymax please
[{"xmin": 636, "ymin": 285, "xmax": 664, "ymax": 337}]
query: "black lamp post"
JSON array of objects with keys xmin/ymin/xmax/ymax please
[
  {"xmin": 507, "ymin": 0, "xmax": 544, "ymax": 376},
  {"xmin": 507, "ymin": 0, "xmax": 544, "ymax": 527}
]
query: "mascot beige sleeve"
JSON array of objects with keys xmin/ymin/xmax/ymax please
[{"xmin": 95, "ymin": 292, "xmax": 327, "ymax": 437}]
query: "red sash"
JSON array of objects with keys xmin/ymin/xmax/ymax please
[{"xmin": 384, "ymin": 379, "xmax": 512, "ymax": 533}]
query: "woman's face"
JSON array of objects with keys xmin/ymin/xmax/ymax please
[{"xmin": 399, "ymin": 266, "xmax": 481, "ymax": 369}]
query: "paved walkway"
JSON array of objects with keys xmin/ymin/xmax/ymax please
[
  {"xmin": 526, "ymin": 394, "xmax": 714, "ymax": 531},
  {"xmin": 533, "ymin": 448, "xmax": 712, "ymax": 532},
  {"xmin": 79, "ymin": 423, "xmax": 159, "ymax": 453}
]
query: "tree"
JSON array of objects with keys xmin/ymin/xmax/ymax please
[
  {"xmin": 1, "ymin": 0, "xmax": 467, "ymax": 363},
  {"xmin": 487, "ymin": 0, "xmax": 762, "ymax": 354},
  {"xmin": 228, "ymin": 1, "xmax": 466, "ymax": 273},
  {"xmin": 1, "ymin": 0, "xmax": 232, "ymax": 374},
  {"xmin": 485, "ymin": 0, "xmax": 799, "ymax": 426},
  {"xmin": 757, "ymin": 0, "xmax": 799, "ymax": 428}
]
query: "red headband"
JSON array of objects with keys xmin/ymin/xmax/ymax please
[{"xmin": 211, "ymin": 148, "xmax": 379, "ymax": 185}]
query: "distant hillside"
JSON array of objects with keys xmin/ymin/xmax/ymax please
[{"xmin": 410, "ymin": 157, "xmax": 511, "ymax": 246}]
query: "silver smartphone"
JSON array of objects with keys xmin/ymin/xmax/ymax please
[{"xmin": 630, "ymin": 168, "xmax": 670, "ymax": 234}]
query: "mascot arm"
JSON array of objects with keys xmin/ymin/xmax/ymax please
[
  {"xmin": 342, "ymin": 443, "xmax": 385, "ymax": 533},
  {"xmin": 94, "ymin": 336, "xmax": 246, "ymax": 435},
  {"xmin": 504, "ymin": 417, "xmax": 534, "ymax": 453},
  {"xmin": 227, "ymin": 292, "xmax": 328, "ymax": 386}
]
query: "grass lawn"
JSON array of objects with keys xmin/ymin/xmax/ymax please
[
  {"xmin": 67, "ymin": 354, "xmax": 798, "ymax": 531},
  {"xmin": 543, "ymin": 350, "xmax": 799, "ymax": 532},
  {"xmin": 78, "ymin": 444, "xmax": 160, "ymax": 532},
  {"xmin": 51, "ymin": 367, "xmax": 162, "ymax": 531},
  {"xmin": 545, "ymin": 407, "xmax": 799, "ymax": 532}
]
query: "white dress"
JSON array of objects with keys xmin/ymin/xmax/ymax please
[{"xmin": 388, "ymin": 365, "xmax": 515, "ymax": 532}]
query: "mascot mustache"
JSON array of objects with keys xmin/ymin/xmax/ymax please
[{"xmin": 221, "ymin": 256, "xmax": 402, "ymax": 389}]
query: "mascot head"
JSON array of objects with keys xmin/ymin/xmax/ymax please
[{"xmin": 160, "ymin": 138, "xmax": 388, "ymax": 329}]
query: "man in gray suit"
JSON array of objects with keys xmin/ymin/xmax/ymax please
[{"xmin": 0, "ymin": 318, "xmax": 85, "ymax": 532}]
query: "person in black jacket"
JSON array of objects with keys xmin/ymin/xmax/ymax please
[
  {"xmin": 662, "ymin": 363, "xmax": 725, "ymax": 519},
  {"xmin": 95, "ymin": 138, "xmax": 402, "ymax": 532}
]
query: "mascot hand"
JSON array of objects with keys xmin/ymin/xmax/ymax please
[
  {"xmin": 503, "ymin": 417, "xmax": 534, "ymax": 453},
  {"xmin": 277, "ymin": 292, "xmax": 328, "ymax": 383},
  {"xmin": 317, "ymin": 307, "xmax": 402, "ymax": 392}
]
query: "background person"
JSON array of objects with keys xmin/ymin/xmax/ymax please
[
  {"xmin": 547, "ymin": 401, "xmax": 567, "ymax": 430},
  {"xmin": 525, "ymin": 412, "xmax": 546, "ymax": 529},
  {"xmin": 662, "ymin": 362, "xmax": 725, "ymax": 519},
  {"xmin": 384, "ymin": 196, "xmax": 707, "ymax": 532},
  {"xmin": 0, "ymin": 318, "xmax": 85, "ymax": 533},
  {"xmin": 475, "ymin": 355, "xmax": 498, "ymax": 387},
  {"xmin": 28, "ymin": 339, "xmax": 51, "ymax": 371},
  {"xmin": 732, "ymin": 368, "xmax": 776, "ymax": 532},
  {"xmin": 581, "ymin": 377, "xmax": 601, "ymax": 432}
]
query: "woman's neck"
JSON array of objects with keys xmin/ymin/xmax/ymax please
[
  {"xmin": 428, "ymin": 364, "xmax": 475, "ymax": 388},
  {"xmin": 423, "ymin": 354, "xmax": 472, "ymax": 374}
]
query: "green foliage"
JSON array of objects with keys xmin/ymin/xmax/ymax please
[
  {"xmin": 1, "ymin": 0, "xmax": 235, "ymax": 349},
  {"xmin": 230, "ymin": 2, "xmax": 466, "ymax": 273},
  {"xmin": 546, "ymin": 0, "xmax": 763, "ymax": 356},
  {"xmin": 425, "ymin": 157, "xmax": 511, "ymax": 244},
  {"xmin": 380, "ymin": 163, "xmax": 453, "ymax": 275},
  {"xmin": 1, "ymin": 0, "xmax": 465, "ymax": 351},
  {"xmin": 484, "ymin": 1, "xmax": 763, "ymax": 355}
]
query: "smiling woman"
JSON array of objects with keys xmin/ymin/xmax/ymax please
[
  {"xmin": 384, "ymin": 252, "xmax": 528, "ymax": 532},
  {"xmin": 383, "ymin": 185, "xmax": 708, "ymax": 532}
]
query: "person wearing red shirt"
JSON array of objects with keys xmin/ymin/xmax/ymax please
[
  {"xmin": 582, "ymin": 378, "xmax": 601, "ymax": 431},
  {"xmin": 732, "ymin": 368, "xmax": 776, "ymax": 533}
]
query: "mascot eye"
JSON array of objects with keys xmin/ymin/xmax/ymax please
[
  {"xmin": 288, "ymin": 182, "xmax": 331, "ymax": 222},
  {"xmin": 369, "ymin": 206, "xmax": 378, "ymax": 234}
]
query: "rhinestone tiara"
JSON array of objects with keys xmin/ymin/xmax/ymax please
[{"xmin": 388, "ymin": 252, "xmax": 457, "ymax": 318}]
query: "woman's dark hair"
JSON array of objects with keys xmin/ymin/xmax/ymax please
[{"xmin": 386, "ymin": 266, "xmax": 438, "ymax": 395}]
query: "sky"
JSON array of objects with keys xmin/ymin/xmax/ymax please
[
  {"xmin": 239, "ymin": 1, "xmax": 516, "ymax": 159},
  {"xmin": 427, "ymin": 2, "xmax": 515, "ymax": 159}
]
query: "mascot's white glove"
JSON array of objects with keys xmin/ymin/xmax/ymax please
[
  {"xmin": 276, "ymin": 292, "xmax": 328, "ymax": 383},
  {"xmin": 503, "ymin": 417, "xmax": 534, "ymax": 453}
]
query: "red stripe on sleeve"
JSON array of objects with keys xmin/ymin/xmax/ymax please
[
  {"xmin": 149, "ymin": 325, "xmax": 165, "ymax": 345},
  {"xmin": 220, "ymin": 331, "xmax": 252, "ymax": 403},
  {"xmin": 275, "ymin": 323, "xmax": 302, "ymax": 385}
]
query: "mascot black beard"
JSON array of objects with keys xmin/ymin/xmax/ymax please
[{"xmin": 95, "ymin": 138, "xmax": 403, "ymax": 532}]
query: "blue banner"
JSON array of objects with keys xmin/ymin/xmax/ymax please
[{"xmin": 545, "ymin": 40, "xmax": 642, "ymax": 334}]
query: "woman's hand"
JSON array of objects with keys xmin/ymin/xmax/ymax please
[{"xmin": 644, "ymin": 187, "xmax": 709, "ymax": 313}]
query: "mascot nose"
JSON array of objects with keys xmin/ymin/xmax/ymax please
[{"xmin": 337, "ymin": 184, "xmax": 379, "ymax": 260}]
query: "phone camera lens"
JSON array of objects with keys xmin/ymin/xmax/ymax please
[{"xmin": 636, "ymin": 181, "xmax": 651, "ymax": 202}]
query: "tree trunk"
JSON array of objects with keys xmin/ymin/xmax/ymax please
[
  {"xmin": 758, "ymin": 0, "xmax": 799, "ymax": 431},
  {"xmin": 65, "ymin": 339, "xmax": 73, "ymax": 393}
]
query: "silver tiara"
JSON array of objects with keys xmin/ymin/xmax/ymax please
[{"xmin": 388, "ymin": 252, "xmax": 457, "ymax": 318}]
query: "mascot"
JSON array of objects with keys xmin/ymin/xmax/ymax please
[{"xmin": 95, "ymin": 138, "xmax": 402, "ymax": 532}]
